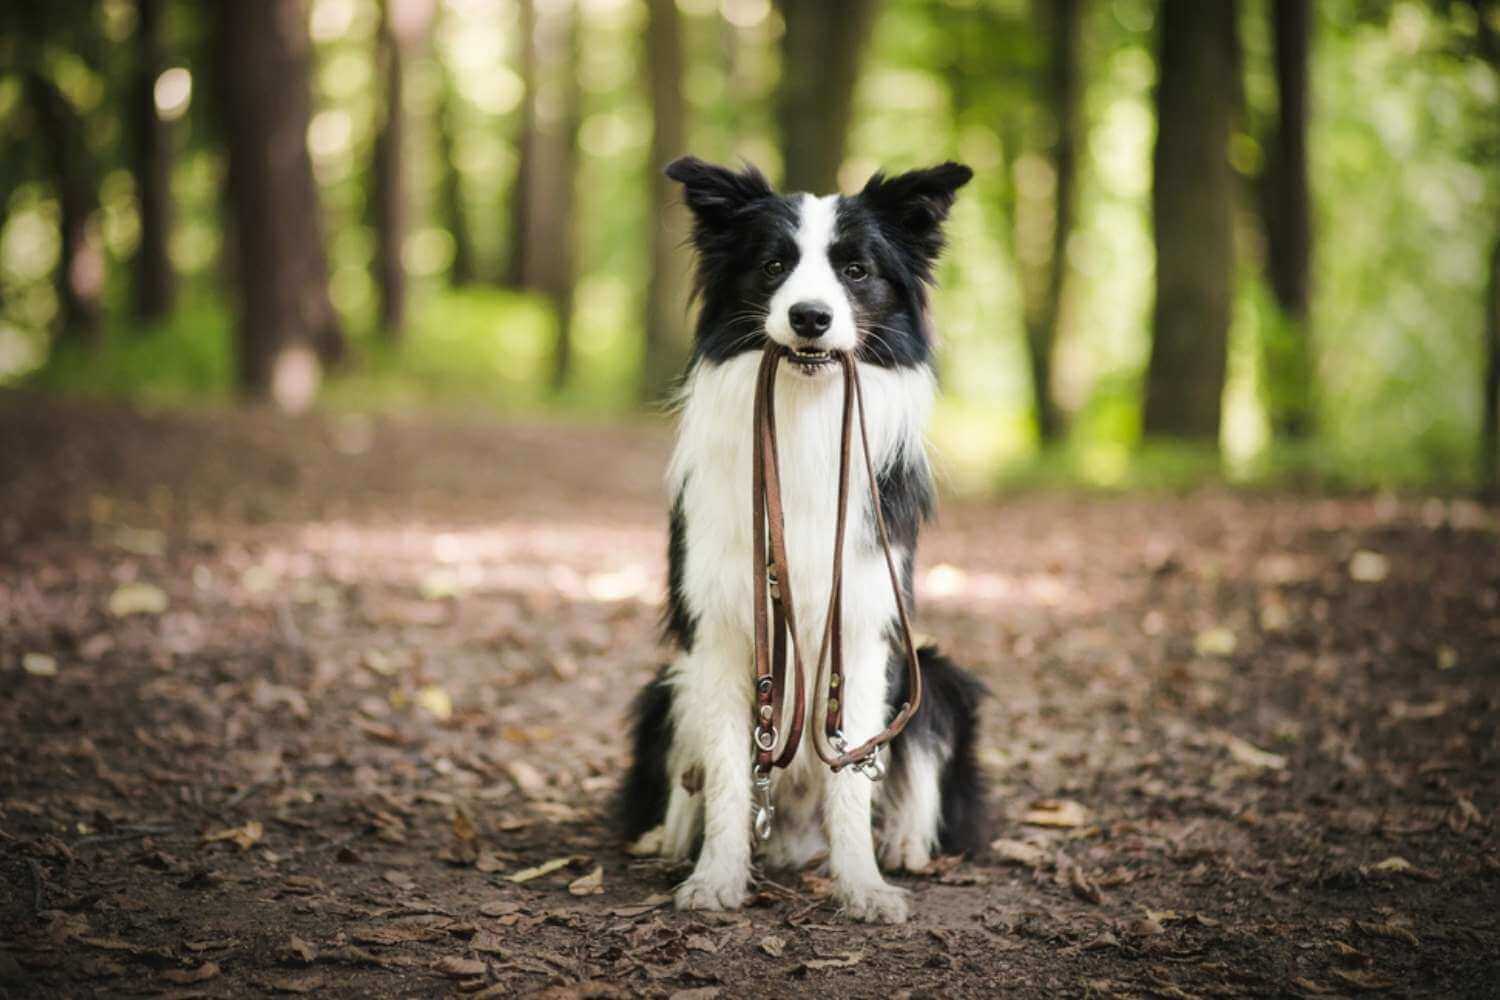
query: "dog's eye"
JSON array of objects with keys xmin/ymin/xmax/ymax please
[
  {"xmin": 842, "ymin": 262, "xmax": 868, "ymax": 282},
  {"xmin": 763, "ymin": 260, "xmax": 785, "ymax": 277}
]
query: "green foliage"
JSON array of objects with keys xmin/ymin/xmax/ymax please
[{"xmin": 27, "ymin": 292, "xmax": 233, "ymax": 403}]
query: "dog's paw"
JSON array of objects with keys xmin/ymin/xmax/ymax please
[
  {"xmin": 675, "ymin": 872, "xmax": 748, "ymax": 912},
  {"xmin": 879, "ymin": 836, "xmax": 932, "ymax": 874},
  {"xmin": 835, "ymin": 878, "xmax": 909, "ymax": 924}
]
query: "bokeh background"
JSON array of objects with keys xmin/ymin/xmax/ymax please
[{"xmin": 1, "ymin": 0, "xmax": 1497, "ymax": 492}]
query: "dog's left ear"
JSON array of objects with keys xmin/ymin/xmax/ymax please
[{"xmin": 860, "ymin": 162, "xmax": 973, "ymax": 265}]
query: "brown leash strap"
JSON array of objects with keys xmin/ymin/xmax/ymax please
[{"xmin": 750, "ymin": 347, "xmax": 925, "ymax": 802}]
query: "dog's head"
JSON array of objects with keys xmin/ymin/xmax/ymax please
[{"xmin": 665, "ymin": 157, "xmax": 971, "ymax": 374}]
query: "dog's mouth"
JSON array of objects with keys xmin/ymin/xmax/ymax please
[{"xmin": 787, "ymin": 346, "xmax": 836, "ymax": 375}]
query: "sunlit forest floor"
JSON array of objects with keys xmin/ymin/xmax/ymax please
[{"xmin": 1, "ymin": 396, "xmax": 1497, "ymax": 998}]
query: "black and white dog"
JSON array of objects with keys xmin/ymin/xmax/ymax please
[{"xmin": 621, "ymin": 157, "xmax": 987, "ymax": 924}]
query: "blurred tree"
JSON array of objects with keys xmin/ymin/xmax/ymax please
[
  {"xmin": 1143, "ymin": 0, "xmax": 1239, "ymax": 441},
  {"xmin": 216, "ymin": 0, "xmax": 344, "ymax": 405},
  {"xmin": 642, "ymin": 0, "xmax": 690, "ymax": 402},
  {"xmin": 7, "ymin": 0, "xmax": 108, "ymax": 345},
  {"xmin": 130, "ymin": 0, "xmax": 175, "ymax": 322},
  {"xmin": 1259, "ymin": 0, "xmax": 1314, "ymax": 440},
  {"xmin": 25, "ymin": 69, "xmax": 104, "ymax": 344},
  {"xmin": 505, "ymin": 0, "xmax": 538, "ymax": 290},
  {"xmin": 502, "ymin": 0, "xmax": 582, "ymax": 389},
  {"xmin": 372, "ymin": 0, "xmax": 435, "ymax": 339},
  {"xmin": 1021, "ymin": 0, "xmax": 1083, "ymax": 445},
  {"xmin": 1471, "ymin": 0, "xmax": 1500, "ymax": 488},
  {"xmin": 435, "ymin": 26, "xmax": 476, "ymax": 287},
  {"xmin": 776, "ymin": 0, "xmax": 879, "ymax": 193}
]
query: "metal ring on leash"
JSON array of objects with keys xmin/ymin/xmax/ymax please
[{"xmin": 754, "ymin": 724, "xmax": 778, "ymax": 753}]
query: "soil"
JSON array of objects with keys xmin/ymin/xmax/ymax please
[{"xmin": 1, "ymin": 395, "xmax": 1498, "ymax": 999}]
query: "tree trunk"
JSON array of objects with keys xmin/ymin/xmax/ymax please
[
  {"xmin": 1260, "ymin": 0, "xmax": 1313, "ymax": 439},
  {"xmin": 1022, "ymin": 0, "xmax": 1083, "ymax": 445},
  {"xmin": 27, "ymin": 70, "xmax": 104, "ymax": 344},
  {"xmin": 1483, "ymin": 235, "xmax": 1500, "ymax": 492},
  {"xmin": 641, "ymin": 0, "xmax": 689, "ymax": 402},
  {"xmin": 131, "ymin": 0, "xmax": 174, "ymax": 322},
  {"xmin": 542, "ymin": 0, "xmax": 581, "ymax": 392},
  {"xmin": 1142, "ymin": 0, "xmax": 1239, "ymax": 441},
  {"xmin": 775, "ymin": 0, "xmax": 879, "ymax": 194},
  {"xmin": 371, "ymin": 0, "xmax": 411, "ymax": 338},
  {"xmin": 504, "ymin": 0, "xmax": 538, "ymax": 290},
  {"xmin": 436, "ymin": 63, "xmax": 477, "ymax": 287},
  {"xmin": 216, "ymin": 0, "xmax": 343, "ymax": 406}
]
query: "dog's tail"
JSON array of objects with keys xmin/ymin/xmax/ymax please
[
  {"xmin": 617, "ymin": 665, "xmax": 674, "ymax": 841},
  {"xmin": 890, "ymin": 645, "xmax": 990, "ymax": 856}
]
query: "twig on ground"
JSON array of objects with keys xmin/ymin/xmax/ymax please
[{"xmin": 74, "ymin": 824, "xmax": 177, "ymax": 848}]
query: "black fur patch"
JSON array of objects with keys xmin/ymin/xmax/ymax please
[
  {"xmin": 874, "ymin": 456, "xmax": 934, "ymax": 556},
  {"xmin": 618, "ymin": 667, "xmax": 674, "ymax": 841},
  {"xmin": 887, "ymin": 645, "xmax": 990, "ymax": 856},
  {"xmin": 662, "ymin": 487, "xmax": 696, "ymax": 651}
]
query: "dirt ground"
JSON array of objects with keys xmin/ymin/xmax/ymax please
[{"xmin": 1, "ymin": 395, "xmax": 1497, "ymax": 999}]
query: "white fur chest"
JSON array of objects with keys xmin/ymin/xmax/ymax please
[{"xmin": 668, "ymin": 352, "xmax": 934, "ymax": 656}]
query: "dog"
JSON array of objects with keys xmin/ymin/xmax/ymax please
[{"xmin": 620, "ymin": 157, "xmax": 988, "ymax": 924}]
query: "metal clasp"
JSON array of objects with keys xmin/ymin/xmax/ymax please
[
  {"xmin": 752, "ymin": 767, "xmax": 774, "ymax": 841},
  {"xmin": 832, "ymin": 731, "xmax": 886, "ymax": 782},
  {"xmin": 753, "ymin": 723, "xmax": 778, "ymax": 753}
]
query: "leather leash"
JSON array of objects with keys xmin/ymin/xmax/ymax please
[{"xmin": 749, "ymin": 346, "xmax": 925, "ymax": 839}]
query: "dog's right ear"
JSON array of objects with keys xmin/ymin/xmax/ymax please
[{"xmin": 665, "ymin": 156, "xmax": 773, "ymax": 228}]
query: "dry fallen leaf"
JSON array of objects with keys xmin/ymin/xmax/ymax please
[
  {"xmin": 990, "ymin": 838, "xmax": 1049, "ymax": 868},
  {"xmin": 108, "ymin": 581, "xmax": 169, "ymax": 617},
  {"xmin": 609, "ymin": 894, "xmax": 671, "ymax": 918},
  {"xmin": 1223, "ymin": 734, "xmax": 1287, "ymax": 771},
  {"xmin": 506, "ymin": 760, "xmax": 550, "ymax": 797},
  {"xmin": 434, "ymin": 956, "xmax": 487, "ymax": 979},
  {"xmin": 1023, "ymin": 799, "xmax": 1089, "ymax": 828},
  {"xmin": 1357, "ymin": 920, "xmax": 1419, "ymax": 946},
  {"xmin": 759, "ymin": 935, "xmax": 786, "ymax": 958},
  {"xmin": 685, "ymin": 933, "xmax": 720, "ymax": 954},
  {"xmin": 1332, "ymin": 968, "xmax": 1396, "ymax": 991},
  {"xmin": 22, "ymin": 653, "xmax": 58, "ymax": 677},
  {"xmin": 1194, "ymin": 626, "xmax": 1237, "ymax": 657},
  {"xmin": 1065, "ymin": 863, "xmax": 1103, "ymax": 904},
  {"xmin": 415, "ymin": 685, "xmax": 453, "ymax": 721},
  {"xmin": 506, "ymin": 856, "xmax": 573, "ymax": 883},
  {"xmin": 1348, "ymin": 549, "xmax": 1390, "ymax": 583},
  {"xmin": 287, "ymin": 935, "xmax": 317, "ymax": 963},
  {"xmin": 161, "ymin": 962, "xmax": 220, "ymax": 984},
  {"xmin": 202, "ymin": 819, "xmax": 263, "ymax": 851},
  {"xmin": 567, "ymin": 865, "xmax": 604, "ymax": 896},
  {"xmin": 798, "ymin": 950, "xmax": 864, "ymax": 972}
]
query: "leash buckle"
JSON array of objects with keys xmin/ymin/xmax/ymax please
[
  {"xmin": 832, "ymin": 731, "xmax": 886, "ymax": 782},
  {"xmin": 754, "ymin": 724, "xmax": 778, "ymax": 753},
  {"xmin": 752, "ymin": 767, "xmax": 774, "ymax": 841},
  {"xmin": 854, "ymin": 748, "xmax": 887, "ymax": 782}
]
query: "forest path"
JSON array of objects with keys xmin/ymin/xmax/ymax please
[{"xmin": 1, "ymin": 397, "xmax": 1497, "ymax": 998}]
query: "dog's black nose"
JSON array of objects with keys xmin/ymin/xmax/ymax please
[{"xmin": 788, "ymin": 301, "xmax": 833, "ymax": 338}]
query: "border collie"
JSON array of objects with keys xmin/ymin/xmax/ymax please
[{"xmin": 620, "ymin": 157, "xmax": 988, "ymax": 924}]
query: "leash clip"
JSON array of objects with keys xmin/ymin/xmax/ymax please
[
  {"xmin": 854, "ymin": 748, "xmax": 887, "ymax": 782},
  {"xmin": 752, "ymin": 767, "xmax": 774, "ymax": 841},
  {"xmin": 831, "ymin": 731, "xmax": 887, "ymax": 782}
]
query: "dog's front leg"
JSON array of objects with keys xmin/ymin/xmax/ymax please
[
  {"xmin": 670, "ymin": 627, "xmax": 754, "ymax": 911},
  {"xmin": 824, "ymin": 634, "xmax": 909, "ymax": 924}
]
